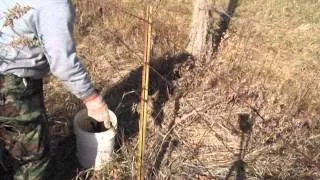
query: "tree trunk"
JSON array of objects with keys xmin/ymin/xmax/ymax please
[{"xmin": 187, "ymin": 0, "xmax": 213, "ymax": 59}]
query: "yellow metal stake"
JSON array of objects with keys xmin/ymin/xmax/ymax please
[{"xmin": 138, "ymin": 5, "xmax": 152, "ymax": 180}]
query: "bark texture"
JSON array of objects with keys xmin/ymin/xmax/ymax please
[{"xmin": 187, "ymin": 0, "xmax": 213, "ymax": 58}]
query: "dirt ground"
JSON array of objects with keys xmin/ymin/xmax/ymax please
[{"xmin": 44, "ymin": 0, "xmax": 320, "ymax": 179}]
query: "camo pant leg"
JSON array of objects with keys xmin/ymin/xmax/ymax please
[{"xmin": 0, "ymin": 74, "xmax": 50, "ymax": 180}]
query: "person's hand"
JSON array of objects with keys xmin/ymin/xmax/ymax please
[{"xmin": 83, "ymin": 93, "xmax": 112, "ymax": 129}]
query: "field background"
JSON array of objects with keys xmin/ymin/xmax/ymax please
[{"xmin": 44, "ymin": 0, "xmax": 320, "ymax": 179}]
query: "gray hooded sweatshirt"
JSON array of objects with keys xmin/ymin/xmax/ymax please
[{"xmin": 0, "ymin": 0, "xmax": 95, "ymax": 99}]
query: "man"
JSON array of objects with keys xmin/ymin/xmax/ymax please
[{"xmin": 0, "ymin": 0, "xmax": 111, "ymax": 179}]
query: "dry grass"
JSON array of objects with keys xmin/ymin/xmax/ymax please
[
  {"xmin": 164, "ymin": 0, "xmax": 320, "ymax": 179},
  {"xmin": 44, "ymin": 0, "xmax": 320, "ymax": 179}
]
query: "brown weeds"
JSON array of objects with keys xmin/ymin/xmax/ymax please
[{"xmin": 45, "ymin": 0, "xmax": 320, "ymax": 179}]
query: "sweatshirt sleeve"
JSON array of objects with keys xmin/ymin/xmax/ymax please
[{"xmin": 34, "ymin": 2, "xmax": 95, "ymax": 99}]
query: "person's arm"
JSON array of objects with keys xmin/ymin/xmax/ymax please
[
  {"xmin": 34, "ymin": 2, "xmax": 93, "ymax": 100},
  {"xmin": 34, "ymin": 2, "xmax": 110, "ymax": 127}
]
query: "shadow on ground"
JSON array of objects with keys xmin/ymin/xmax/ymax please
[
  {"xmin": 45, "ymin": 0, "xmax": 240, "ymax": 178},
  {"xmin": 45, "ymin": 52, "xmax": 191, "ymax": 179},
  {"xmin": 213, "ymin": 0, "xmax": 239, "ymax": 51},
  {"xmin": 225, "ymin": 113, "xmax": 252, "ymax": 180},
  {"xmin": 103, "ymin": 52, "xmax": 192, "ymax": 147}
]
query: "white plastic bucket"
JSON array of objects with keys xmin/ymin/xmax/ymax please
[{"xmin": 73, "ymin": 109, "xmax": 117, "ymax": 170}]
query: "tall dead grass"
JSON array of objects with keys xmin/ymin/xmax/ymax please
[
  {"xmin": 45, "ymin": 0, "xmax": 320, "ymax": 179},
  {"xmin": 166, "ymin": 0, "xmax": 320, "ymax": 178}
]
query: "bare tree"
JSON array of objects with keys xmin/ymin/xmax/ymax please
[{"xmin": 187, "ymin": 0, "xmax": 213, "ymax": 59}]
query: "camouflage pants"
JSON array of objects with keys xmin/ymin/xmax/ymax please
[{"xmin": 0, "ymin": 74, "xmax": 50, "ymax": 180}]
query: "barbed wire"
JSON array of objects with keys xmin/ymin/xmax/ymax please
[
  {"xmin": 98, "ymin": 0, "xmax": 268, "ymax": 155},
  {"xmin": 75, "ymin": 0, "xmax": 272, "ymax": 177}
]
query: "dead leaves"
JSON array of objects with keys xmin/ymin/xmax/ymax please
[
  {"xmin": 9, "ymin": 37, "xmax": 39, "ymax": 48},
  {"xmin": 0, "ymin": 4, "xmax": 37, "ymax": 49},
  {"xmin": 3, "ymin": 4, "xmax": 32, "ymax": 28}
]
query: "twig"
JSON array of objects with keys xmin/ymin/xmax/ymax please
[{"xmin": 114, "ymin": 91, "xmax": 136, "ymax": 113}]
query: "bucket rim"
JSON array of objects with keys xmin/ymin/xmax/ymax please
[{"xmin": 74, "ymin": 109, "xmax": 117, "ymax": 135}]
